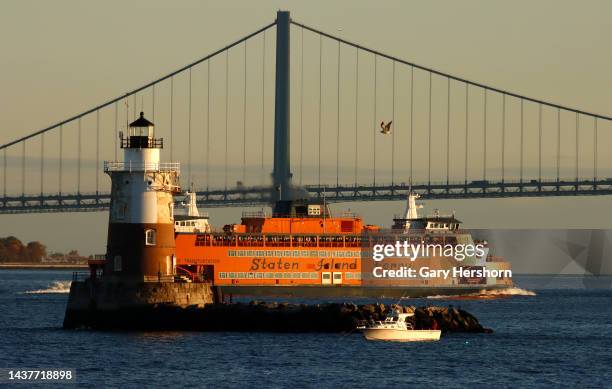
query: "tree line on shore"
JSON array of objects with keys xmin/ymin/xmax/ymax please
[{"xmin": 0, "ymin": 236, "xmax": 87, "ymax": 263}]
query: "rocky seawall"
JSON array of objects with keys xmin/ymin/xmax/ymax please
[{"xmin": 64, "ymin": 301, "xmax": 492, "ymax": 334}]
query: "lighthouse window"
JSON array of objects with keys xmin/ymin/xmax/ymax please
[
  {"xmin": 145, "ymin": 229, "xmax": 157, "ymax": 246},
  {"xmin": 113, "ymin": 255, "xmax": 122, "ymax": 272},
  {"xmin": 115, "ymin": 203, "xmax": 126, "ymax": 220}
]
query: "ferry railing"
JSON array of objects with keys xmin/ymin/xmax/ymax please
[
  {"xmin": 486, "ymin": 255, "xmax": 505, "ymax": 263},
  {"xmin": 338, "ymin": 211, "xmax": 360, "ymax": 218},
  {"xmin": 242, "ymin": 210, "xmax": 269, "ymax": 218},
  {"xmin": 175, "ymin": 265, "xmax": 195, "ymax": 281},
  {"xmin": 199, "ymin": 231, "xmax": 474, "ymax": 249}
]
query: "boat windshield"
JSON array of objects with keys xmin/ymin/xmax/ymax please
[{"xmin": 385, "ymin": 314, "xmax": 399, "ymax": 322}]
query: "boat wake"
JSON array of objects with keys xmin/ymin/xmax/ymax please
[
  {"xmin": 477, "ymin": 287, "xmax": 536, "ymax": 296},
  {"xmin": 425, "ymin": 287, "xmax": 536, "ymax": 300},
  {"xmin": 23, "ymin": 281, "xmax": 72, "ymax": 294}
]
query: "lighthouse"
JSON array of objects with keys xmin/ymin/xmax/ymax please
[
  {"xmin": 103, "ymin": 112, "xmax": 181, "ymax": 280},
  {"xmin": 64, "ymin": 113, "xmax": 215, "ymax": 328}
]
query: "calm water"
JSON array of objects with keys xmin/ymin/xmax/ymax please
[{"xmin": 0, "ymin": 270, "xmax": 611, "ymax": 388}]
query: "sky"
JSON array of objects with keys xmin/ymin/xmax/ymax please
[{"xmin": 1, "ymin": 0, "xmax": 612, "ymax": 267}]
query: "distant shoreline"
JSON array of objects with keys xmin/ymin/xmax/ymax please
[{"xmin": 0, "ymin": 263, "xmax": 87, "ymax": 269}]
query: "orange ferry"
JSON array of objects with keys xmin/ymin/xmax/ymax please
[{"xmin": 173, "ymin": 192, "xmax": 513, "ymax": 298}]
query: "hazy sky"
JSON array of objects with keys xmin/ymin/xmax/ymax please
[{"xmin": 1, "ymin": 0, "xmax": 612, "ymax": 257}]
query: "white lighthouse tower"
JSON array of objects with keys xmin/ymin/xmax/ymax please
[{"xmin": 103, "ymin": 112, "xmax": 181, "ymax": 280}]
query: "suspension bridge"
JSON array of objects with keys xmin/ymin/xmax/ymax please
[{"xmin": 1, "ymin": 11, "xmax": 611, "ymax": 214}]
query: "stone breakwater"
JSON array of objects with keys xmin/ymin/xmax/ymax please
[{"xmin": 64, "ymin": 301, "xmax": 492, "ymax": 334}]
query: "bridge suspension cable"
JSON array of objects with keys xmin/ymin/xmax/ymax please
[
  {"xmin": 1, "ymin": 19, "xmax": 275, "ymax": 212},
  {"xmin": 2, "ymin": 14, "xmax": 611, "ymax": 214},
  {"xmin": 292, "ymin": 18, "xmax": 610, "ymax": 199},
  {"xmin": 0, "ymin": 21, "xmax": 275, "ymax": 151},
  {"xmin": 292, "ymin": 20, "xmax": 612, "ymax": 121}
]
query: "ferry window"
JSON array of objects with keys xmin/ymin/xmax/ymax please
[{"xmin": 145, "ymin": 229, "xmax": 157, "ymax": 246}]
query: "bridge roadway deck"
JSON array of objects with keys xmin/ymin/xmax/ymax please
[{"xmin": 1, "ymin": 179, "xmax": 612, "ymax": 214}]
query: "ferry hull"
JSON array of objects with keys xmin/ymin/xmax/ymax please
[{"xmin": 219, "ymin": 284, "xmax": 512, "ymax": 299}]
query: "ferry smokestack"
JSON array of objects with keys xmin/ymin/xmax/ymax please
[
  {"xmin": 103, "ymin": 112, "xmax": 181, "ymax": 280},
  {"xmin": 273, "ymin": 10, "xmax": 292, "ymax": 202}
]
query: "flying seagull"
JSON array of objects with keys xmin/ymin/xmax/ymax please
[{"xmin": 380, "ymin": 121, "xmax": 392, "ymax": 135}]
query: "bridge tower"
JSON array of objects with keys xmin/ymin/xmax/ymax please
[
  {"xmin": 103, "ymin": 112, "xmax": 181, "ymax": 279},
  {"xmin": 272, "ymin": 10, "xmax": 292, "ymax": 202}
]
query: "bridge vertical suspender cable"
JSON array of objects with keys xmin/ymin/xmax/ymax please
[
  {"xmin": 2, "ymin": 149, "xmax": 5, "ymax": 199},
  {"xmin": 354, "ymin": 48, "xmax": 359, "ymax": 188},
  {"xmin": 502, "ymin": 94, "xmax": 506, "ymax": 183},
  {"xmin": 464, "ymin": 84, "xmax": 469, "ymax": 185},
  {"xmin": 206, "ymin": 61, "xmax": 211, "ymax": 192},
  {"xmin": 59, "ymin": 125, "xmax": 63, "ymax": 196},
  {"xmin": 557, "ymin": 108, "xmax": 560, "ymax": 182},
  {"xmin": 77, "ymin": 118, "xmax": 81, "ymax": 194},
  {"xmin": 428, "ymin": 71, "xmax": 432, "ymax": 186},
  {"xmin": 336, "ymin": 40, "xmax": 340, "ymax": 189},
  {"xmin": 170, "ymin": 76, "xmax": 174, "ymax": 162},
  {"xmin": 152, "ymin": 84, "xmax": 155, "ymax": 123},
  {"xmin": 188, "ymin": 67, "xmax": 192, "ymax": 187},
  {"xmin": 21, "ymin": 141, "xmax": 25, "ymax": 197},
  {"xmin": 114, "ymin": 102, "xmax": 118, "ymax": 161},
  {"xmin": 96, "ymin": 110, "xmax": 100, "ymax": 195},
  {"xmin": 576, "ymin": 113, "xmax": 579, "ymax": 181},
  {"xmin": 373, "ymin": 55, "xmax": 377, "ymax": 188},
  {"xmin": 594, "ymin": 118, "xmax": 598, "ymax": 181},
  {"xmin": 409, "ymin": 66, "xmax": 414, "ymax": 181},
  {"xmin": 225, "ymin": 50, "xmax": 229, "ymax": 192},
  {"xmin": 483, "ymin": 89, "xmax": 487, "ymax": 182},
  {"xmin": 261, "ymin": 31, "xmax": 266, "ymax": 186},
  {"xmin": 538, "ymin": 103, "xmax": 542, "ymax": 183},
  {"xmin": 318, "ymin": 35, "xmax": 323, "ymax": 188},
  {"xmin": 242, "ymin": 41, "xmax": 247, "ymax": 184},
  {"xmin": 40, "ymin": 133, "xmax": 44, "ymax": 196},
  {"xmin": 391, "ymin": 61, "xmax": 395, "ymax": 187},
  {"xmin": 520, "ymin": 99, "xmax": 524, "ymax": 184},
  {"xmin": 446, "ymin": 78, "xmax": 451, "ymax": 188}
]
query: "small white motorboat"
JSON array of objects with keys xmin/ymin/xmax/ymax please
[{"xmin": 358, "ymin": 310, "xmax": 441, "ymax": 342}]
